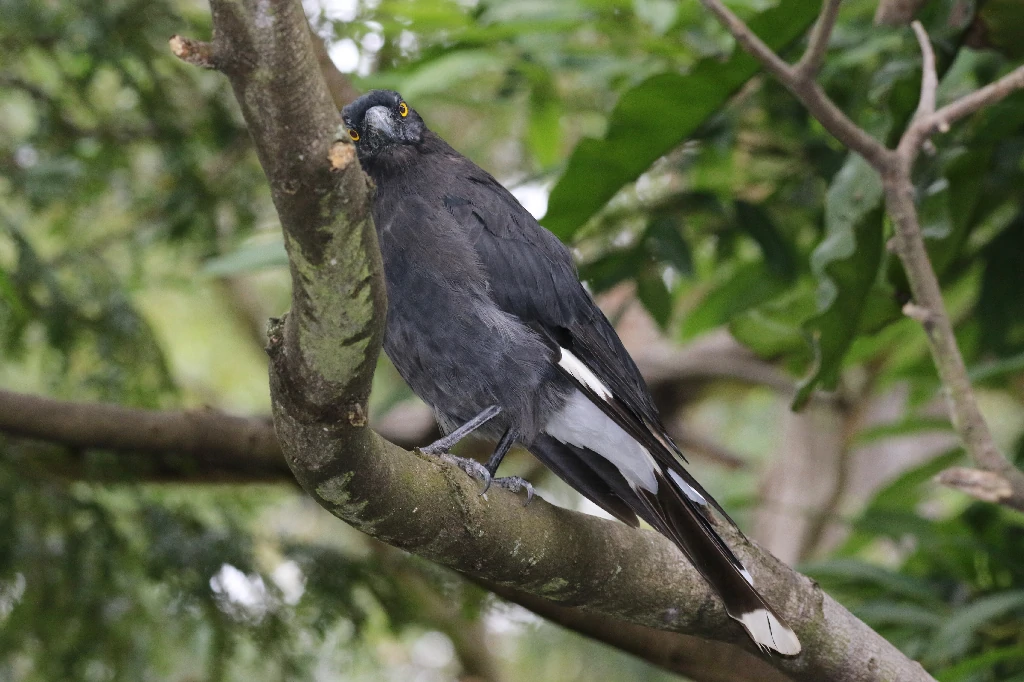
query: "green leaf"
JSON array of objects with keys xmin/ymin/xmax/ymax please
[
  {"xmin": 973, "ymin": 0, "xmax": 1024, "ymax": 59},
  {"xmin": 854, "ymin": 416, "xmax": 953, "ymax": 446},
  {"xmin": 938, "ymin": 645, "xmax": 1024, "ymax": 682},
  {"xmin": 392, "ymin": 50, "xmax": 506, "ymax": 99},
  {"xmin": 542, "ymin": 2, "xmax": 821, "ymax": 239},
  {"xmin": 202, "ymin": 240, "xmax": 288, "ymax": 277},
  {"xmin": 970, "ymin": 351, "xmax": 1024, "ymax": 383},
  {"xmin": 578, "ymin": 246, "xmax": 645, "ymax": 293},
  {"xmin": 733, "ymin": 201, "xmax": 797, "ymax": 280},
  {"xmin": 728, "ymin": 282, "xmax": 816, "ymax": 366},
  {"xmin": 793, "ymin": 154, "xmax": 885, "ymax": 408},
  {"xmin": 978, "ymin": 213, "xmax": 1024, "ymax": 355},
  {"xmin": 926, "ymin": 591, "xmax": 1024, "ymax": 664},
  {"xmin": 636, "ymin": 267, "xmax": 672, "ymax": 328},
  {"xmin": 801, "ymin": 558, "xmax": 944, "ymax": 605},
  {"xmin": 936, "ymin": 150, "xmax": 989, "ymax": 271},
  {"xmin": 0, "ymin": 265, "xmax": 27, "ymax": 316},
  {"xmin": 642, "ymin": 215, "xmax": 693, "ymax": 276},
  {"xmin": 525, "ymin": 67, "xmax": 562, "ymax": 169},
  {"xmin": 854, "ymin": 601, "xmax": 945, "ymax": 629},
  {"xmin": 862, "ymin": 449, "xmax": 963, "ymax": 516},
  {"xmin": 680, "ymin": 261, "xmax": 790, "ymax": 340}
]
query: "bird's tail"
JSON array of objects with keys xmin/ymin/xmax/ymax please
[
  {"xmin": 530, "ymin": 435, "xmax": 800, "ymax": 656},
  {"xmin": 638, "ymin": 465, "xmax": 801, "ymax": 655}
]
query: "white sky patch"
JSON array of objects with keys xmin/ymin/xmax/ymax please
[
  {"xmin": 329, "ymin": 38, "xmax": 360, "ymax": 73},
  {"xmin": 509, "ymin": 181, "xmax": 550, "ymax": 220},
  {"xmin": 397, "ymin": 29, "xmax": 418, "ymax": 54},
  {"xmin": 612, "ymin": 228, "xmax": 633, "ymax": 248},
  {"xmin": 0, "ymin": 573, "xmax": 26, "ymax": 620},
  {"xmin": 410, "ymin": 631, "xmax": 455, "ymax": 669},
  {"xmin": 361, "ymin": 31, "xmax": 384, "ymax": 52},
  {"xmin": 484, "ymin": 600, "xmax": 543, "ymax": 635},
  {"xmin": 210, "ymin": 563, "xmax": 269, "ymax": 621},
  {"xmin": 322, "ymin": 0, "xmax": 359, "ymax": 22},
  {"xmin": 271, "ymin": 560, "xmax": 306, "ymax": 606},
  {"xmin": 577, "ymin": 496, "xmax": 616, "ymax": 521}
]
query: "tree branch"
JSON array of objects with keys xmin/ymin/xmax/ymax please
[
  {"xmin": 482, "ymin": 580, "xmax": 794, "ymax": 682},
  {"xmin": 697, "ymin": 2, "xmax": 1024, "ymax": 512},
  {"xmin": 910, "ymin": 21, "xmax": 938, "ymax": 123},
  {"xmin": 889, "ymin": 23, "xmax": 1024, "ymax": 511},
  {"xmin": 0, "ymin": 389, "xmax": 286, "ymax": 482},
  {"xmin": 794, "ymin": 0, "xmax": 842, "ymax": 81},
  {"xmin": 698, "ymin": 0, "xmax": 891, "ymax": 168}
]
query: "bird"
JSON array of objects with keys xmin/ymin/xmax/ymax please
[{"xmin": 341, "ymin": 89, "xmax": 801, "ymax": 656}]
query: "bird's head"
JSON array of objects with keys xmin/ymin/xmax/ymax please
[{"xmin": 342, "ymin": 89, "xmax": 425, "ymax": 162}]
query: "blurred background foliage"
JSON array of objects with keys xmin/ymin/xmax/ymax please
[{"xmin": 2, "ymin": 0, "xmax": 1024, "ymax": 679}]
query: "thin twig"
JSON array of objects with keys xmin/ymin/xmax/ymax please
[
  {"xmin": 915, "ymin": 63, "xmax": 1024, "ymax": 146},
  {"xmin": 935, "ymin": 467, "xmax": 1015, "ymax": 507},
  {"xmin": 698, "ymin": 0, "xmax": 892, "ymax": 168},
  {"xmin": 698, "ymin": 1, "xmax": 1024, "ymax": 510},
  {"xmin": 910, "ymin": 21, "xmax": 937, "ymax": 121},
  {"xmin": 794, "ymin": 0, "xmax": 843, "ymax": 81}
]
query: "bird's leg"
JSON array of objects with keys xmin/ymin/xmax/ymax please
[
  {"xmin": 483, "ymin": 427, "xmax": 517, "ymax": 476},
  {"xmin": 418, "ymin": 406, "xmax": 501, "ymax": 493},
  {"xmin": 480, "ymin": 428, "xmax": 535, "ymax": 506},
  {"xmin": 419, "ymin": 405, "xmax": 501, "ymax": 455}
]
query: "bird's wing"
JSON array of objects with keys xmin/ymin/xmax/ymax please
[
  {"xmin": 441, "ymin": 171, "xmax": 733, "ymax": 522},
  {"xmin": 438, "ymin": 168, "xmax": 801, "ymax": 656}
]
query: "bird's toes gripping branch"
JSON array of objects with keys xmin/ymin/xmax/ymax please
[{"xmin": 417, "ymin": 450, "xmax": 535, "ymax": 506}]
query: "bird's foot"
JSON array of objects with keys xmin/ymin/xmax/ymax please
[
  {"xmin": 484, "ymin": 476, "xmax": 535, "ymax": 507},
  {"xmin": 419, "ymin": 442, "xmax": 453, "ymax": 457},
  {"xmin": 424, "ymin": 451, "xmax": 534, "ymax": 506},
  {"xmin": 434, "ymin": 452, "xmax": 492, "ymax": 492}
]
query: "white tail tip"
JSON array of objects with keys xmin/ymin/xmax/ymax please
[{"xmin": 737, "ymin": 609, "xmax": 801, "ymax": 656}]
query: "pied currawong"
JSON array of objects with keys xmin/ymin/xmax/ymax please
[{"xmin": 341, "ymin": 89, "xmax": 800, "ymax": 656}]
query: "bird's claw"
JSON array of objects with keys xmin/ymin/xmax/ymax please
[
  {"xmin": 427, "ymin": 452, "xmax": 534, "ymax": 505},
  {"xmin": 436, "ymin": 453, "xmax": 492, "ymax": 492},
  {"xmin": 490, "ymin": 476, "xmax": 535, "ymax": 506}
]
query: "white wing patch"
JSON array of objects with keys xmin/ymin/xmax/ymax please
[
  {"xmin": 737, "ymin": 609, "xmax": 801, "ymax": 656},
  {"xmin": 557, "ymin": 347, "xmax": 612, "ymax": 400},
  {"xmin": 544, "ymin": 390, "xmax": 659, "ymax": 493},
  {"xmin": 668, "ymin": 469, "xmax": 707, "ymax": 507}
]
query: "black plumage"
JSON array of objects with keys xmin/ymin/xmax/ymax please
[{"xmin": 342, "ymin": 89, "xmax": 800, "ymax": 655}]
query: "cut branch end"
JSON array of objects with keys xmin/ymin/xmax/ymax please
[
  {"xmin": 936, "ymin": 466, "xmax": 1014, "ymax": 505},
  {"xmin": 169, "ymin": 34, "xmax": 216, "ymax": 69}
]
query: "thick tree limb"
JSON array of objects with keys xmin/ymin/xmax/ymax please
[
  {"xmin": 158, "ymin": 1, "xmax": 942, "ymax": 680},
  {"xmin": 481, "ymin": 580, "xmax": 793, "ymax": 682},
  {"xmin": 697, "ymin": 1, "xmax": 1024, "ymax": 512},
  {"xmin": 0, "ymin": 331, "xmax": 768, "ymax": 480},
  {"xmin": 0, "ymin": 389, "xmax": 286, "ymax": 482}
]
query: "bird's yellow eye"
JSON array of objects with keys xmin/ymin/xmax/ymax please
[
  {"xmin": 398, "ymin": 102, "xmax": 409, "ymax": 117},
  {"xmin": 349, "ymin": 129, "xmax": 360, "ymax": 141}
]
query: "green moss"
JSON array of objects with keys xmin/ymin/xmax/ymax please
[
  {"xmin": 540, "ymin": 577, "xmax": 568, "ymax": 594},
  {"xmin": 316, "ymin": 472, "xmax": 371, "ymax": 523},
  {"xmin": 285, "ymin": 220, "xmax": 375, "ymax": 385}
]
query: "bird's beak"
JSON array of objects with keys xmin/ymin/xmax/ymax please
[{"xmin": 363, "ymin": 106, "xmax": 396, "ymax": 139}]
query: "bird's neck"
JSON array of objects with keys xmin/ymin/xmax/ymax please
[{"xmin": 360, "ymin": 131, "xmax": 451, "ymax": 188}]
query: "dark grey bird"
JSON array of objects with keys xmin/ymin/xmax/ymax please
[{"xmin": 342, "ymin": 89, "xmax": 800, "ymax": 656}]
